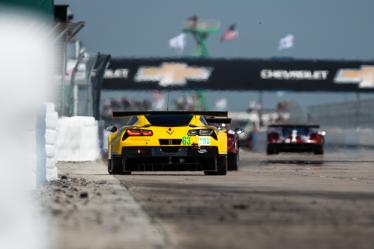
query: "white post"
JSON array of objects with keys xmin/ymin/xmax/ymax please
[{"xmin": 73, "ymin": 83, "xmax": 79, "ymax": 116}]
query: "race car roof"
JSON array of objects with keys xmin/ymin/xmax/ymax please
[
  {"xmin": 268, "ymin": 124, "xmax": 320, "ymax": 128},
  {"xmin": 112, "ymin": 111, "xmax": 228, "ymax": 118}
]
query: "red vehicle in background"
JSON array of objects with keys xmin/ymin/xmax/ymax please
[
  {"xmin": 206, "ymin": 118, "xmax": 243, "ymax": 171},
  {"xmin": 227, "ymin": 128, "xmax": 241, "ymax": 170},
  {"xmin": 267, "ymin": 124, "xmax": 325, "ymax": 155}
]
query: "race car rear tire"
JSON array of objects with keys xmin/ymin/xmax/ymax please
[
  {"xmin": 108, "ymin": 157, "xmax": 131, "ymax": 175},
  {"xmin": 314, "ymin": 146, "xmax": 324, "ymax": 155},
  {"xmin": 108, "ymin": 157, "xmax": 121, "ymax": 175},
  {"xmin": 204, "ymin": 156, "xmax": 227, "ymax": 175},
  {"xmin": 266, "ymin": 145, "xmax": 278, "ymax": 155},
  {"xmin": 227, "ymin": 154, "xmax": 239, "ymax": 171},
  {"xmin": 121, "ymin": 159, "xmax": 132, "ymax": 175},
  {"xmin": 107, "ymin": 159, "xmax": 111, "ymax": 174}
]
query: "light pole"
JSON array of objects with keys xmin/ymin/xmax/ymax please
[
  {"xmin": 53, "ymin": 21, "xmax": 85, "ymax": 116},
  {"xmin": 71, "ymin": 46, "xmax": 87, "ymax": 116}
]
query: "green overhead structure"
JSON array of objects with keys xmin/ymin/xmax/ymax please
[
  {"xmin": 182, "ymin": 17, "xmax": 219, "ymax": 110},
  {"xmin": 183, "ymin": 16, "xmax": 220, "ymax": 57}
]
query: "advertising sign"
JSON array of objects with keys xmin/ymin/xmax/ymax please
[{"xmin": 103, "ymin": 58, "xmax": 374, "ymax": 92}]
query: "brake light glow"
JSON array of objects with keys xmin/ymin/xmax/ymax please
[
  {"xmin": 127, "ymin": 129, "xmax": 142, "ymax": 136},
  {"xmin": 126, "ymin": 129, "xmax": 153, "ymax": 136},
  {"xmin": 309, "ymin": 133, "xmax": 321, "ymax": 143},
  {"xmin": 141, "ymin": 130, "xmax": 153, "ymax": 136}
]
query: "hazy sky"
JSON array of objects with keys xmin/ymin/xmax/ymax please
[
  {"xmin": 55, "ymin": 0, "xmax": 374, "ymax": 111},
  {"xmin": 56, "ymin": 0, "xmax": 374, "ymax": 60}
]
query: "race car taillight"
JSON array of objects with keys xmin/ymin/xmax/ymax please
[
  {"xmin": 126, "ymin": 129, "xmax": 153, "ymax": 136},
  {"xmin": 309, "ymin": 133, "xmax": 321, "ymax": 143},
  {"xmin": 123, "ymin": 129, "xmax": 153, "ymax": 140},
  {"xmin": 127, "ymin": 129, "xmax": 142, "ymax": 136},
  {"xmin": 141, "ymin": 130, "xmax": 153, "ymax": 136},
  {"xmin": 268, "ymin": 132, "xmax": 279, "ymax": 143},
  {"xmin": 188, "ymin": 129, "xmax": 213, "ymax": 136}
]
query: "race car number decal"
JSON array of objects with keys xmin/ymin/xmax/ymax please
[
  {"xmin": 182, "ymin": 136, "xmax": 191, "ymax": 145},
  {"xmin": 199, "ymin": 137, "xmax": 210, "ymax": 145}
]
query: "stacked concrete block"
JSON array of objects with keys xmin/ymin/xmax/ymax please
[
  {"xmin": 56, "ymin": 116, "xmax": 101, "ymax": 162},
  {"xmin": 45, "ymin": 103, "xmax": 58, "ymax": 181}
]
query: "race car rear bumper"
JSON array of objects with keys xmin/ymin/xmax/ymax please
[
  {"xmin": 115, "ymin": 146, "xmax": 221, "ymax": 171},
  {"xmin": 268, "ymin": 143, "xmax": 323, "ymax": 152}
]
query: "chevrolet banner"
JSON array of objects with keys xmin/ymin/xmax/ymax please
[{"xmin": 103, "ymin": 58, "xmax": 374, "ymax": 92}]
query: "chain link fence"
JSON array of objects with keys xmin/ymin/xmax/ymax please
[{"xmin": 307, "ymin": 98, "xmax": 374, "ymax": 129}]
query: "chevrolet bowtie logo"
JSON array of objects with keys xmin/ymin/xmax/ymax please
[
  {"xmin": 334, "ymin": 65, "xmax": 374, "ymax": 88},
  {"xmin": 135, "ymin": 62, "xmax": 213, "ymax": 87},
  {"xmin": 166, "ymin": 128, "xmax": 174, "ymax": 135}
]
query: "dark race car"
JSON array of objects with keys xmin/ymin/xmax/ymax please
[
  {"xmin": 266, "ymin": 124, "xmax": 325, "ymax": 155},
  {"xmin": 206, "ymin": 117, "xmax": 243, "ymax": 170}
]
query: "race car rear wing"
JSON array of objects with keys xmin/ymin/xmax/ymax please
[
  {"xmin": 205, "ymin": 117, "xmax": 232, "ymax": 124},
  {"xmin": 112, "ymin": 111, "xmax": 228, "ymax": 118},
  {"xmin": 268, "ymin": 124, "xmax": 320, "ymax": 128}
]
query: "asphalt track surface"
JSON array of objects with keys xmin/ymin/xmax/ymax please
[{"xmin": 41, "ymin": 148, "xmax": 374, "ymax": 249}]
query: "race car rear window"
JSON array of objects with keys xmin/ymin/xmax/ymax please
[
  {"xmin": 145, "ymin": 114, "xmax": 193, "ymax": 126},
  {"xmin": 282, "ymin": 127, "xmax": 311, "ymax": 136}
]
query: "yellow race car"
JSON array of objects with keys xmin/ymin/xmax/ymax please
[{"xmin": 107, "ymin": 111, "xmax": 228, "ymax": 175}]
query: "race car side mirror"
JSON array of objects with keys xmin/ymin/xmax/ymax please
[
  {"xmin": 235, "ymin": 128, "xmax": 244, "ymax": 134},
  {"xmin": 106, "ymin": 125, "xmax": 117, "ymax": 133}
]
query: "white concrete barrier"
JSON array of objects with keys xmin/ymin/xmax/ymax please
[
  {"xmin": 46, "ymin": 112, "xmax": 58, "ymax": 129},
  {"xmin": 56, "ymin": 116, "xmax": 101, "ymax": 162},
  {"xmin": 44, "ymin": 103, "xmax": 58, "ymax": 181},
  {"xmin": 45, "ymin": 130, "xmax": 57, "ymax": 145}
]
